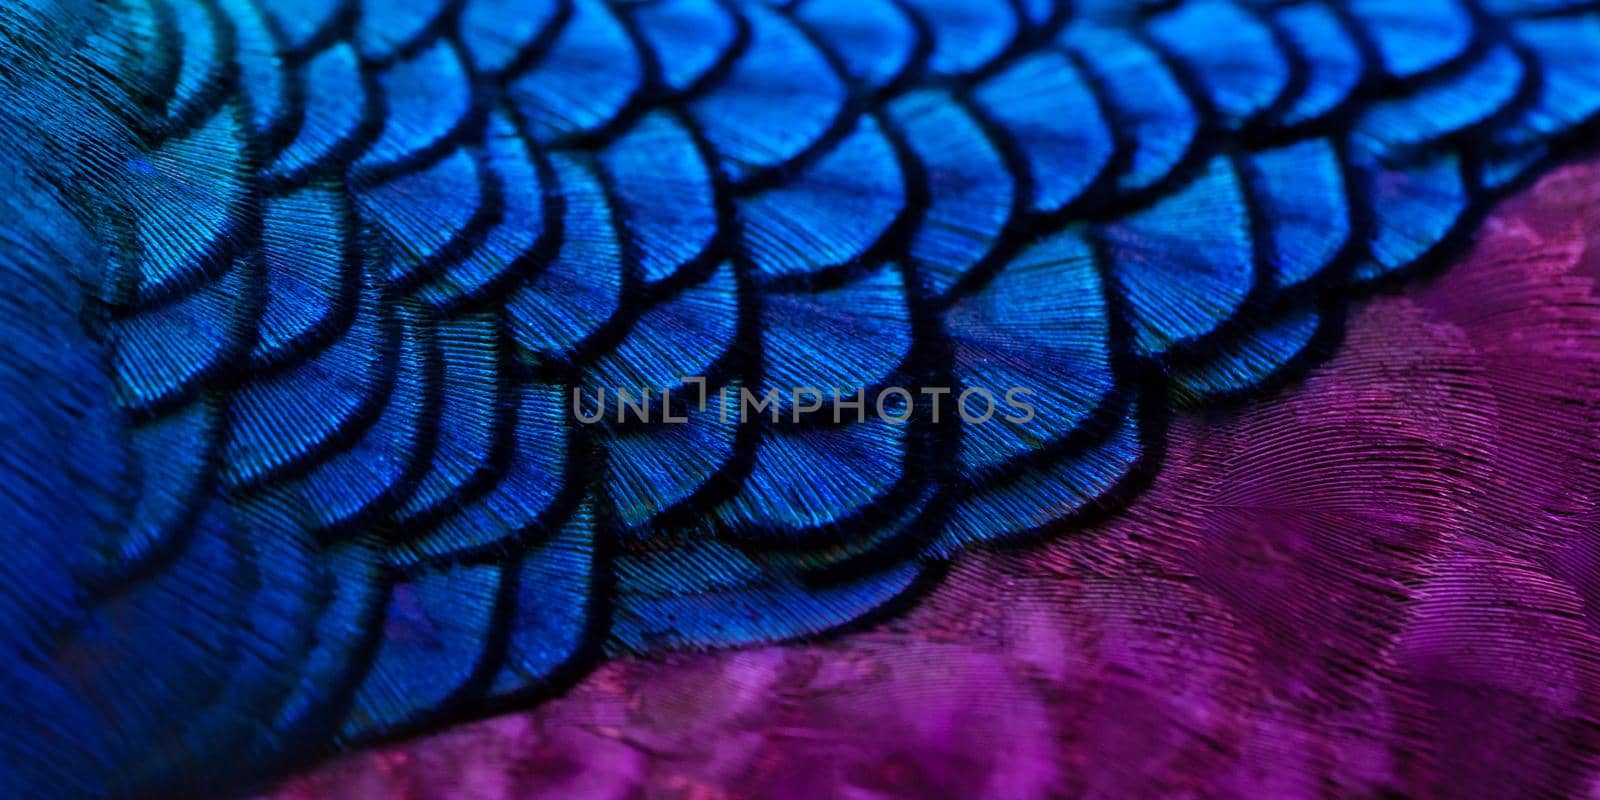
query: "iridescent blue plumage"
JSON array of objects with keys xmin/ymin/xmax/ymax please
[
  {"xmin": 1103, "ymin": 156, "xmax": 1255, "ymax": 355},
  {"xmin": 946, "ymin": 228, "xmax": 1113, "ymax": 475},
  {"xmin": 487, "ymin": 502, "xmax": 596, "ymax": 698},
  {"xmin": 5, "ymin": 0, "xmax": 1600, "ymax": 796},
  {"xmin": 598, "ymin": 111, "xmax": 715, "ymax": 285},
  {"xmin": 972, "ymin": 51, "xmax": 1114, "ymax": 214},
  {"xmin": 740, "ymin": 117, "xmax": 906, "ymax": 279},
  {"xmin": 1244, "ymin": 140, "xmax": 1351, "ymax": 291},
  {"xmin": 252, "ymin": 187, "xmax": 357, "ymax": 367},
  {"xmin": 889, "ymin": 88, "xmax": 1014, "ymax": 298},
  {"xmin": 342, "ymin": 562, "xmax": 503, "ymax": 737}
]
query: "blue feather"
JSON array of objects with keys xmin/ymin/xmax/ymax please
[
  {"xmin": 176, "ymin": 511, "xmax": 322, "ymax": 785},
  {"xmin": 889, "ymin": 88, "xmax": 1014, "ymax": 299},
  {"xmin": 391, "ymin": 382, "xmax": 567, "ymax": 568},
  {"xmin": 416, "ymin": 113, "xmax": 549, "ymax": 309},
  {"xmin": 898, "ymin": 0, "xmax": 1017, "ymax": 78},
  {"xmin": 489, "ymin": 503, "xmax": 597, "ymax": 697},
  {"xmin": 1345, "ymin": 0, "xmax": 1476, "ymax": 81},
  {"xmin": 1244, "ymin": 139, "xmax": 1351, "ymax": 291},
  {"xmin": 353, "ymin": 148, "xmax": 485, "ymax": 286},
  {"xmin": 128, "ymin": 107, "xmax": 250, "ymax": 300},
  {"xmin": 111, "ymin": 400, "xmax": 218, "ymax": 577},
  {"xmin": 740, "ymin": 116, "xmax": 906, "ymax": 279},
  {"xmin": 459, "ymin": 0, "xmax": 563, "ymax": 76},
  {"xmin": 587, "ymin": 261, "xmax": 738, "ymax": 404},
  {"xmin": 605, "ymin": 388, "xmax": 738, "ymax": 528},
  {"xmin": 1492, "ymin": 16, "xmax": 1600, "ymax": 148},
  {"xmin": 1351, "ymin": 150, "xmax": 1468, "ymax": 283},
  {"xmin": 271, "ymin": 306, "xmax": 430, "ymax": 533},
  {"xmin": 505, "ymin": 154, "xmax": 621, "ymax": 360},
  {"xmin": 628, "ymin": 0, "xmax": 740, "ymax": 95},
  {"xmin": 355, "ymin": 41, "xmax": 472, "ymax": 175},
  {"xmin": 611, "ymin": 537, "xmax": 923, "ymax": 651},
  {"xmin": 946, "ymin": 227, "xmax": 1113, "ymax": 476},
  {"xmin": 1269, "ymin": 3, "xmax": 1366, "ymax": 127},
  {"xmin": 1101, "ymin": 155, "xmax": 1254, "ymax": 355},
  {"xmin": 1351, "ymin": 44, "xmax": 1527, "ymax": 159},
  {"xmin": 162, "ymin": 0, "xmax": 226, "ymax": 125},
  {"xmin": 686, "ymin": 4, "xmax": 845, "ymax": 183},
  {"xmin": 267, "ymin": 44, "xmax": 371, "ymax": 186},
  {"xmin": 797, "ymin": 0, "xmax": 920, "ymax": 92},
  {"xmin": 260, "ymin": 0, "xmax": 348, "ymax": 54},
  {"xmin": 939, "ymin": 402, "xmax": 1143, "ymax": 553},
  {"xmin": 220, "ymin": 266, "xmax": 390, "ymax": 489},
  {"xmin": 1480, "ymin": 142, "xmax": 1550, "ymax": 190},
  {"xmin": 112, "ymin": 255, "xmax": 255, "ymax": 411},
  {"xmin": 508, "ymin": 0, "xmax": 641, "ymax": 144},
  {"xmin": 221, "ymin": 0, "xmax": 293, "ymax": 142},
  {"xmin": 1171, "ymin": 307, "xmax": 1325, "ymax": 404},
  {"xmin": 1147, "ymin": 1, "xmax": 1290, "ymax": 129},
  {"xmin": 759, "ymin": 264, "xmax": 912, "ymax": 408},
  {"xmin": 1064, "ymin": 24, "xmax": 1199, "ymax": 194},
  {"xmin": 714, "ymin": 417, "xmax": 908, "ymax": 537},
  {"xmin": 341, "ymin": 563, "xmax": 503, "ymax": 739},
  {"xmin": 600, "ymin": 110, "xmax": 717, "ymax": 285},
  {"xmin": 60, "ymin": 500, "xmax": 251, "ymax": 796},
  {"xmin": 972, "ymin": 50, "xmax": 1115, "ymax": 214},
  {"xmin": 270, "ymin": 540, "xmax": 384, "ymax": 736},
  {"xmin": 392, "ymin": 313, "xmax": 502, "ymax": 523},
  {"xmin": 253, "ymin": 186, "xmax": 356, "ymax": 367},
  {"xmin": 354, "ymin": 0, "xmax": 450, "ymax": 62}
]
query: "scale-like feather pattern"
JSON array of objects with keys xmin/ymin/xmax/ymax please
[
  {"xmin": 888, "ymin": 89, "xmax": 1013, "ymax": 298},
  {"xmin": 269, "ymin": 164, "xmax": 1600, "ymax": 798},
  {"xmin": 972, "ymin": 51, "xmax": 1114, "ymax": 215},
  {"xmin": 946, "ymin": 228, "xmax": 1114, "ymax": 475},
  {"xmin": 598, "ymin": 111, "xmax": 715, "ymax": 285},
  {"xmin": 8, "ymin": 1, "xmax": 1600, "ymax": 796},
  {"xmin": 740, "ymin": 117, "xmax": 906, "ymax": 279},
  {"xmin": 1269, "ymin": 3, "xmax": 1365, "ymax": 127},
  {"xmin": 1146, "ymin": 1, "xmax": 1290, "ymax": 130}
]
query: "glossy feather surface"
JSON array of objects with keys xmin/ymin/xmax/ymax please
[
  {"xmin": 2, "ymin": 0, "xmax": 1600, "ymax": 796},
  {"xmin": 275, "ymin": 155, "xmax": 1600, "ymax": 800}
]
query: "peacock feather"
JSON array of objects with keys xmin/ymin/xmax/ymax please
[{"xmin": 3, "ymin": 0, "xmax": 1600, "ymax": 796}]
